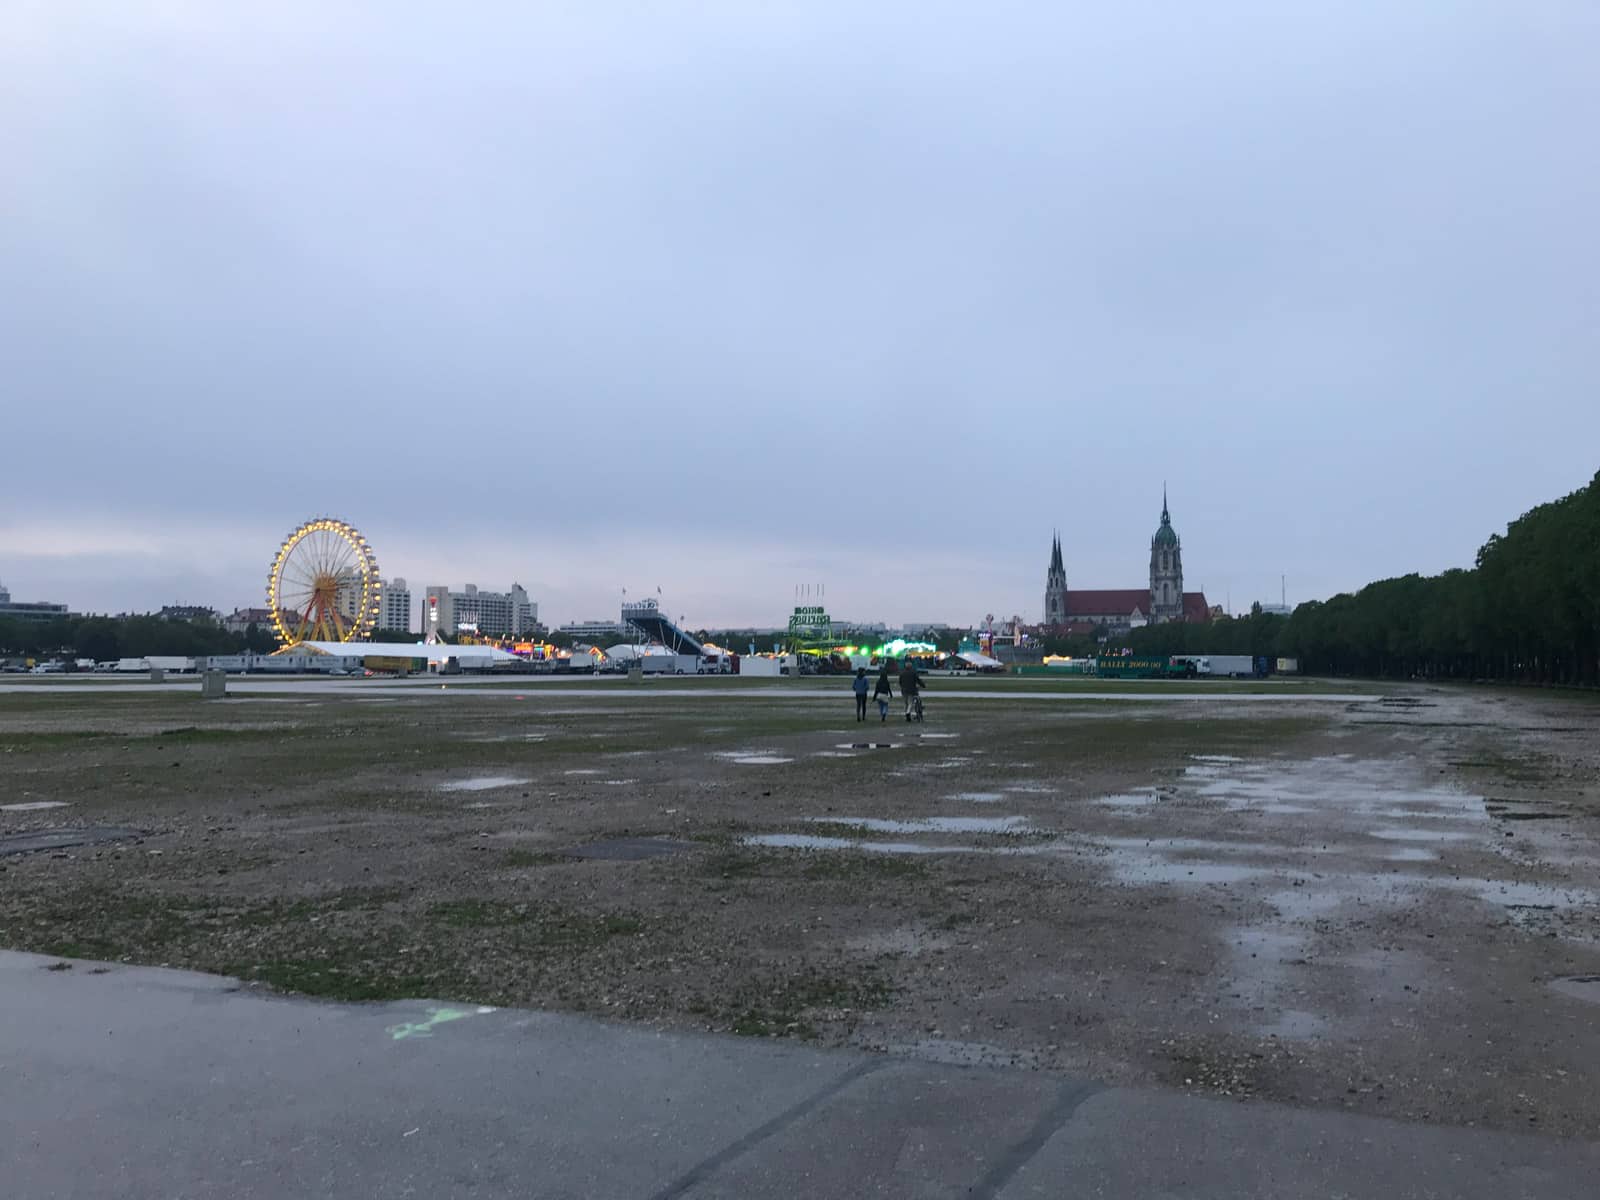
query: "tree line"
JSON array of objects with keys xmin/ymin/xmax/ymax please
[
  {"xmin": 1126, "ymin": 469, "xmax": 1600, "ymax": 684},
  {"xmin": 0, "ymin": 615, "xmax": 279, "ymax": 662}
]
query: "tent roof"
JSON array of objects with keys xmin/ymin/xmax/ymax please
[{"xmin": 292, "ymin": 641, "xmax": 518, "ymax": 665}]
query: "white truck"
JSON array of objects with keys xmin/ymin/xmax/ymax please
[{"xmin": 1196, "ymin": 655, "xmax": 1258, "ymax": 678}]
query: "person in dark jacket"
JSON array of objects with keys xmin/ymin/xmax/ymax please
[
  {"xmin": 851, "ymin": 668, "xmax": 870, "ymax": 721},
  {"xmin": 898, "ymin": 660, "xmax": 926, "ymax": 721},
  {"xmin": 872, "ymin": 661, "xmax": 895, "ymax": 722}
]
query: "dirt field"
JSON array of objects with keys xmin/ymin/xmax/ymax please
[{"xmin": 3, "ymin": 677, "xmax": 1598, "ymax": 1137}]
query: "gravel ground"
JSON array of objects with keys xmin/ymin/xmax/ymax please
[{"xmin": 2, "ymin": 679, "xmax": 1597, "ymax": 1137}]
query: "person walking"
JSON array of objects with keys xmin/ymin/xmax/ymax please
[
  {"xmin": 873, "ymin": 660, "xmax": 895, "ymax": 722},
  {"xmin": 898, "ymin": 658, "xmax": 926, "ymax": 722},
  {"xmin": 851, "ymin": 667, "xmax": 869, "ymax": 722}
]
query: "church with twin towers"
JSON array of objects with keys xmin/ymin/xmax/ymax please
[{"xmin": 1042, "ymin": 491, "xmax": 1210, "ymax": 633}]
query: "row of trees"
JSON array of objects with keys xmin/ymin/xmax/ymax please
[
  {"xmin": 1126, "ymin": 470, "xmax": 1600, "ymax": 684},
  {"xmin": 0, "ymin": 615, "xmax": 279, "ymax": 661}
]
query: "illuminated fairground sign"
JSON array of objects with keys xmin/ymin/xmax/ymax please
[{"xmin": 787, "ymin": 606, "xmax": 830, "ymax": 637}]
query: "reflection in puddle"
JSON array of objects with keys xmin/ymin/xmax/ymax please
[
  {"xmin": 439, "ymin": 776, "xmax": 530, "ymax": 793},
  {"xmin": 1385, "ymin": 847, "xmax": 1437, "ymax": 862},
  {"xmin": 1369, "ymin": 828, "xmax": 1475, "ymax": 843},
  {"xmin": 725, "ymin": 755, "xmax": 793, "ymax": 765},
  {"xmin": 950, "ymin": 791, "xmax": 1004, "ymax": 803},
  {"xmin": 835, "ymin": 743, "xmax": 898, "ymax": 750},
  {"xmin": 1, "ymin": 801, "xmax": 69, "ymax": 811}
]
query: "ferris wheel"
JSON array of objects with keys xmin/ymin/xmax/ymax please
[{"xmin": 267, "ymin": 517, "xmax": 381, "ymax": 645}]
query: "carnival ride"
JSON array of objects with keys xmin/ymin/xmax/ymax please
[{"xmin": 266, "ymin": 517, "xmax": 381, "ymax": 645}]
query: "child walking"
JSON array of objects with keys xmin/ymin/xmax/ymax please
[{"xmin": 851, "ymin": 668, "xmax": 869, "ymax": 721}]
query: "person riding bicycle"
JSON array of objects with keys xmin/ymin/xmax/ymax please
[{"xmin": 898, "ymin": 659, "xmax": 927, "ymax": 721}]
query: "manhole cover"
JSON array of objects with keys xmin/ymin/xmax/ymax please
[
  {"xmin": 0, "ymin": 826, "xmax": 144, "ymax": 856},
  {"xmin": 561, "ymin": 838, "xmax": 701, "ymax": 861}
]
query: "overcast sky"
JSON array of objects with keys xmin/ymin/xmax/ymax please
[{"xmin": 3, "ymin": 2, "xmax": 1596, "ymax": 629}]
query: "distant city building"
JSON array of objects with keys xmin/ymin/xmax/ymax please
[
  {"xmin": 0, "ymin": 582, "xmax": 71, "ymax": 624},
  {"xmin": 1256, "ymin": 603, "xmax": 1292, "ymax": 617},
  {"xmin": 558, "ymin": 618, "xmax": 636, "ymax": 642},
  {"xmin": 222, "ymin": 607, "xmax": 296, "ymax": 635},
  {"xmin": 158, "ymin": 605, "xmax": 218, "ymax": 623},
  {"xmin": 379, "ymin": 577, "xmax": 413, "ymax": 633},
  {"xmin": 1040, "ymin": 493, "xmax": 1210, "ymax": 633},
  {"xmin": 425, "ymin": 583, "xmax": 537, "ymax": 638}
]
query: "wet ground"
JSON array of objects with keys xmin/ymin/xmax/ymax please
[{"xmin": 1, "ymin": 679, "xmax": 1597, "ymax": 1137}]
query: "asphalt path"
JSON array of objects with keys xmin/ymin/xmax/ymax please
[
  {"xmin": 0, "ymin": 677, "xmax": 1375, "ymax": 702},
  {"xmin": 4, "ymin": 951, "xmax": 1592, "ymax": 1199}
]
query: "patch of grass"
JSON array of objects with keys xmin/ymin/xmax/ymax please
[
  {"xmin": 233, "ymin": 959, "xmax": 455, "ymax": 1003},
  {"xmin": 500, "ymin": 849, "xmax": 566, "ymax": 869},
  {"xmin": 801, "ymin": 851, "xmax": 929, "ymax": 880},
  {"xmin": 700, "ymin": 848, "xmax": 778, "ymax": 879},
  {"xmin": 1449, "ymin": 748, "xmax": 1559, "ymax": 785},
  {"xmin": 723, "ymin": 966, "xmax": 894, "ymax": 1038},
  {"xmin": 429, "ymin": 899, "xmax": 530, "ymax": 927},
  {"xmin": 428, "ymin": 898, "xmax": 642, "ymax": 947},
  {"xmin": 0, "ymin": 731, "xmax": 116, "ymax": 752}
]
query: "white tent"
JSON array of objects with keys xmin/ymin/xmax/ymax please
[
  {"xmin": 956, "ymin": 651, "xmax": 1005, "ymax": 670},
  {"xmin": 294, "ymin": 641, "xmax": 520, "ymax": 666}
]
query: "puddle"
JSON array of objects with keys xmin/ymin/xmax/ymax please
[
  {"xmin": 601, "ymin": 779, "xmax": 638, "ymax": 786},
  {"xmin": 1, "ymin": 801, "xmax": 70, "ymax": 812},
  {"xmin": 725, "ymin": 755, "xmax": 794, "ymax": 765},
  {"xmin": 1368, "ymin": 828, "xmax": 1475, "ymax": 843},
  {"xmin": 930, "ymin": 758, "xmax": 972, "ymax": 768},
  {"xmin": 919, "ymin": 732, "xmax": 959, "ymax": 740},
  {"xmin": 1098, "ymin": 790, "xmax": 1159, "ymax": 809},
  {"xmin": 1460, "ymin": 879, "xmax": 1598, "ymax": 909},
  {"xmin": 949, "ymin": 791, "xmax": 1004, "ymax": 803},
  {"xmin": 1550, "ymin": 975, "xmax": 1600, "ymax": 1005},
  {"xmin": 0, "ymin": 826, "xmax": 144, "ymax": 856},
  {"xmin": 835, "ymin": 743, "xmax": 898, "ymax": 750},
  {"xmin": 438, "ymin": 776, "xmax": 530, "ymax": 793},
  {"xmin": 813, "ymin": 750, "xmax": 857, "ymax": 758},
  {"xmin": 1192, "ymin": 754, "xmax": 1243, "ymax": 763},
  {"xmin": 1384, "ymin": 847, "xmax": 1438, "ymax": 862},
  {"xmin": 742, "ymin": 833, "xmax": 976, "ymax": 854},
  {"xmin": 811, "ymin": 816, "xmax": 1030, "ymax": 834},
  {"xmin": 1004, "ymin": 784, "xmax": 1057, "ymax": 795},
  {"xmin": 564, "ymin": 769, "xmax": 601, "ymax": 776}
]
